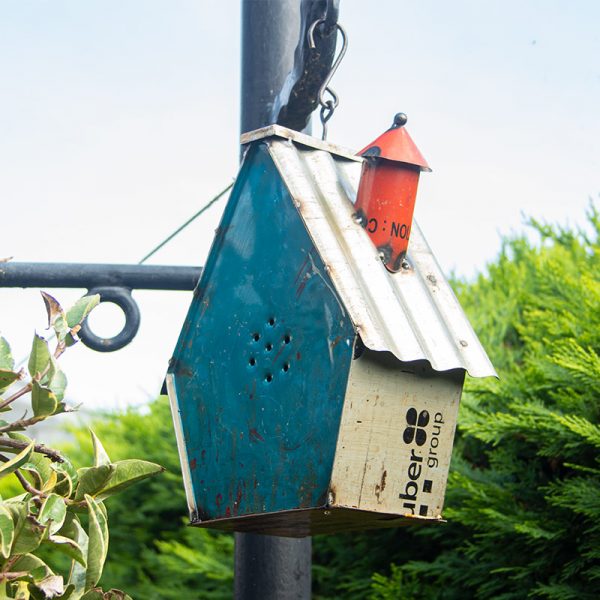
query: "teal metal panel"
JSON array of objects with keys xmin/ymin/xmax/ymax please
[{"xmin": 169, "ymin": 143, "xmax": 355, "ymax": 522}]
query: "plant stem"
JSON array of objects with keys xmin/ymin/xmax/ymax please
[
  {"xmin": 0, "ymin": 571, "xmax": 30, "ymax": 581},
  {"xmin": 0, "ymin": 556, "xmax": 20, "ymax": 575},
  {"xmin": 14, "ymin": 469, "xmax": 45, "ymax": 497},
  {"xmin": 0, "ymin": 382, "xmax": 30, "ymax": 411},
  {"xmin": 0, "ymin": 454, "xmax": 45, "ymax": 497},
  {"xmin": 0, "ymin": 336, "xmax": 68, "ymax": 413},
  {"xmin": 0, "ymin": 415, "xmax": 45, "ymax": 434},
  {"xmin": 0, "ymin": 438, "xmax": 64, "ymax": 463}
]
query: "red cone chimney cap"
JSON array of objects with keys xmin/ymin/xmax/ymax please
[{"xmin": 358, "ymin": 113, "xmax": 431, "ymax": 172}]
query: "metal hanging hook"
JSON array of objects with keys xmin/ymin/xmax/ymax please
[{"xmin": 307, "ymin": 18, "xmax": 348, "ymax": 140}]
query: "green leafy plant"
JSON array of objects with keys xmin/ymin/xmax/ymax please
[
  {"xmin": 0, "ymin": 292, "xmax": 164, "ymax": 599},
  {"xmin": 64, "ymin": 397, "xmax": 233, "ymax": 600}
]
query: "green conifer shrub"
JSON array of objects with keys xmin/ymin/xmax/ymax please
[{"xmin": 371, "ymin": 207, "xmax": 600, "ymax": 599}]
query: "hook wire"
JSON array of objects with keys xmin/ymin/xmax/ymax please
[{"xmin": 308, "ymin": 19, "xmax": 348, "ymax": 139}]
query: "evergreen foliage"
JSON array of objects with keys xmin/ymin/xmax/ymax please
[{"xmin": 370, "ymin": 206, "xmax": 600, "ymax": 598}]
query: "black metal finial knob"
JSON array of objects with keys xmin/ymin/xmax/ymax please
[{"xmin": 392, "ymin": 113, "xmax": 408, "ymax": 128}]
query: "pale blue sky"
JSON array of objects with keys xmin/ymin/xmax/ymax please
[{"xmin": 1, "ymin": 1, "xmax": 598, "ymax": 410}]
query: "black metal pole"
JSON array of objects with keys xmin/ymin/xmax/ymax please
[
  {"xmin": 235, "ymin": 1, "xmax": 312, "ymax": 598},
  {"xmin": 240, "ymin": 0, "xmax": 304, "ymax": 135},
  {"xmin": 234, "ymin": 534, "xmax": 311, "ymax": 600}
]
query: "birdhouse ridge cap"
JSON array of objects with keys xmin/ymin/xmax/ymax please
[
  {"xmin": 240, "ymin": 124, "xmax": 361, "ymax": 162},
  {"xmin": 359, "ymin": 121, "xmax": 431, "ymax": 172}
]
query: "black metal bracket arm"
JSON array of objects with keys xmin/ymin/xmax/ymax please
[{"xmin": 0, "ymin": 262, "xmax": 202, "ymax": 352}]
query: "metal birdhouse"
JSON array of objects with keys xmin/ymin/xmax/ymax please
[
  {"xmin": 354, "ymin": 113, "xmax": 430, "ymax": 272},
  {"xmin": 166, "ymin": 124, "xmax": 496, "ymax": 537}
]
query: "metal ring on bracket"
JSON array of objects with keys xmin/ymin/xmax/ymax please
[{"xmin": 79, "ymin": 287, "xmax": 141, "ymax": 352}]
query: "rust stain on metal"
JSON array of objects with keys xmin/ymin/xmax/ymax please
[
  {"xmin": 249, "ymin": 428, "xmax": 265, "ymax": 442},
  {"xmin": 375, "ymin": 470, "xmax": 387, "ymax": 503},
  {"xmin": 189, "ymin": 458, "xmax": 197, "ymax": 470},
  {"xmin": 427, "ymin": 274, "xmax": 438, "ymax": 286},
  {"xmin": 214, "ymin": 224, "xmax": 232, "ymax": 241},
  {"xmin": 231, "ymin": 430, "xmax": 237, "ymax": 461},
  {"xmin": 197, "ymin": 286, "xmax": 212, "ymax": 319},
  {"xmin": 272, "ymin": 341, "xmax": 286, "ymax": 364},
  {"xmin": 177, "ymin": 366, "xmax": 194, "ymax": 378},
  {"xmin": 298, "ymin": 465, "xmax": 318, "ymax": 508},
  {"xmin": 330, "ymin": 335, "xmax": 342, "ymax": 349},
  {"xmin": 296, "ymin": 274, "xmax": 309, "ymax": 299},
  {"xmin": 294, "ymin": 253, "xmax": 310, "ymax": 284},
  {"xmin": 295, "ymin": 251, "xmax": 321, "ymax": 299},
  {"xmin": 294, "ymin": 254, "xmax": 311, "ymax": 298},
  {"xmin": 233, "ymin": 484, "xmax": 244, "ymax": 516}
]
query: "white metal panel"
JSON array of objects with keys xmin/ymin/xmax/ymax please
[
  {"xmin": 166, "ymin": 374, "xmax": 198, "ymax": 518},
  {"xmin": 331, "ymin": 352, "xmax": 463, "ymax": 519},
  {"xmin": 252, "ymin": 127, "xmax": 496, "ymax": 378}
]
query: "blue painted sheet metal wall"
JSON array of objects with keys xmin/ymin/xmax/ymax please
[{"xmin": 169, "ymin": 143, "xmax": 355, "ymax": 521}]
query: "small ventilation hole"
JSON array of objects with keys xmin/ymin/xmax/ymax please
[
  {"xmin": 265, "ymin": 342, "xmax": 273, "ymax": 352},
  {"xmin": 252, "ymin": 333, "xmax": 260, "ymax": 342},
  {"xmin": 282, "ymin": 362, "xmax": 290, "ymax": 372},
  {"xmin": 265, "ymin": 373, "xmax": 273, "ymax": 383},
  {"xmin": 268, "ymin": 317, "xmax": 275, "ymax": 326},
  {"xmin": 284, "ymin": 334, "xmax": 291, "ymax": 344},
  {"xmin": 249, "ymin": 357, "xmax": 256, "ymax": 366}
]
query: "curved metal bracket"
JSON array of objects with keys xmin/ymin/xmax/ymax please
[
  {"xmin": 80, "ymin": 287, "xmax": 141, "ymax": 352},
  {"xmin": 273, "ymin": 0, "xmax": 341, "ymax": 132}
]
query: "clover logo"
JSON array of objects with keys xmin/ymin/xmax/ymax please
[{"xmin": 403, "ymin": 408, "xmax": 430, "ymax": 446}]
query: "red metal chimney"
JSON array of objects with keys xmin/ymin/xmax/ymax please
[{"xmin": 354, "ymin": 113, "xmax": 430, "ymax": 272}]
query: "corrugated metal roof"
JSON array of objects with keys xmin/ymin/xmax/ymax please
[{"xmin": 241, "ymin": 126, "xmax": 497, "ymax": 378}]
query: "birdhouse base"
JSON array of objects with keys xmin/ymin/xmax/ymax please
[{"xmin": 191, "ymin": 506, "xmax": 441, "ymax": 538}]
